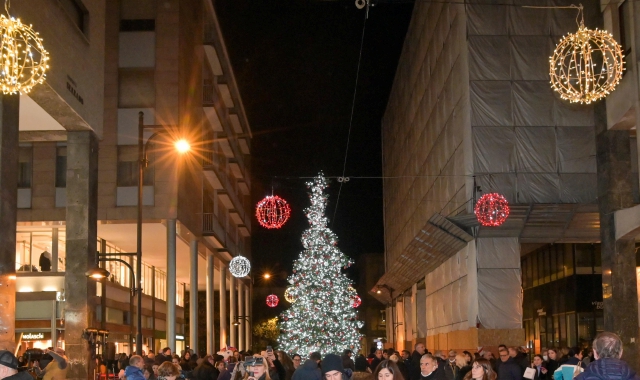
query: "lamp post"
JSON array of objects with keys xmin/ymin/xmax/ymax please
[
  {"xmin": 88, "ymin": 113, "xmax": 190, "ymax": 356},
  {"xmin": 232, "ymin": 316, "xmax": 250, "ymax": 326}
]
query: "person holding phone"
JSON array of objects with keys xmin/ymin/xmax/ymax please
[
  {"xmin": 530, "ymin": 355, "xmax": 547, "ymax": 380},
  {"xmin": 245, "ymin": 357, "xmax": 271, "ymax": 380},
  {"xmin": 263, "ymin": 349, "xmax": 286, "ymax": 380}
]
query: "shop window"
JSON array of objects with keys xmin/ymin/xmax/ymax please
[
  {"xmin": 550, "ymin": 247, "xmax": 558, "ymax": 282},
  {"xmin": 559, "ymin": 313, "xmax": 567, "ymax": 347},
  {"xmin": 55, "ymin": 146, "xmax": 67, "ymax": 188},
  {"xmin": 532, "ymin": 252, "xmax": 539, "ymax": 286},
  {"xmin": 18, "ymin": 147, "xmax": 32, "ymax": 188},
  {"xmin": 577, "ymin": 312, "xmax": 596, "ymax": 344},
  {"xmin": 556, "ymin": 245, "xmax": 565, "ymax": 280},
  {"xmin": 566, "ymin": 313, "xmax": 576, "ymax": 347}
]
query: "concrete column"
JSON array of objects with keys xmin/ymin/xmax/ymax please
[
  {"xmin": 0, "ymin": 94, "xmax": 19, "ymax": 352},
  {"xmin": 229, "ymin": 275, "xmax": 236, "ymax": 348},
  {"xmin": 167, "ymin": 219, "xmax": 177, "ymax": 351},
  {"xmin": 189, "ymin": 239, "xmax": 198, "ymax": 354},
  {"xmin": 245, "ymin": 286, "xmax": 250, "ymax": 350},
  {"xmin": 206, "ymin": 253, "xmax": 215, "ymax": 354},
  {"xmin": 595, "ymin": 102, "xmax": 639, "ymax": 369},
  {"xmin": 238, "ymin": 282, "xmax": 244, "ymax": 351},
  {"xmin": 64, "ymin": 130, "xmax": 98, "ymax": 380},
  {"xmin": 219, "ymin": 262, "xmax": 227, "ymax": 349}
]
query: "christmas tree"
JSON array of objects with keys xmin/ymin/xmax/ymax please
[{"xmin": 278, "ymin": 173, "xmax": 363, "ymax": 356}]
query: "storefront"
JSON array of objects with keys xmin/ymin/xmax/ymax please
[{"xmin": 522, "ymin": 243, "xmax": 604, "ymax": 351}]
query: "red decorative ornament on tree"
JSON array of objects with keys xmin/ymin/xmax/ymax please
[
  {"xmin": 350, "ymin": 295, "xmax": 362, "ymax": 308},
  {"xmin": 474, "ymin": 193, "xmax": 510, "ymax": 227},
  {"xmin": 266, "ymin": 294, "xmax": 279, "ymax": 307},
  {"xmin": 256, "ymin": 195, "xmax": 291, "ymax": 229}
]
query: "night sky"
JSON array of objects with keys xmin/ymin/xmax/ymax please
[{"xmin": 214, "ymin": 0, "xmax": 414, "ymax": 289}]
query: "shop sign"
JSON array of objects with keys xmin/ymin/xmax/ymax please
[
  {"xmin": 176, "ymin": 335, "xmax": 185, "ymax": 341},
  {"xmin": 18, "ymin": 332, "xmax": 51, "ymax": 341}
]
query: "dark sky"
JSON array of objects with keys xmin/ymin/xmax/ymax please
[{"xmin": 214, "ymin": 0, "xmax": 414, "ymax": 287}]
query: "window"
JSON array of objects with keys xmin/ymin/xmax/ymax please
[
  {"xmin": 120, "ymin": 19, "xmax": 155, "ymax": 31},
  {"xmin": 18, "ymin": 147, "xmax": 32, "ymax": 188},
  {"xmin": 117, "ymin": 146, "xmax": 153, "ymax": 186},
  {"xmin": 55, "ymin": 146, "xmax": 67, "ymax": 187},
  {"xmin": 58, "ymin": 0, "xmax": 89, "ymax": 36}
]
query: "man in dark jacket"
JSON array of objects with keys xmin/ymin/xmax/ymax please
[
  {"xmin": 565, "ymin": 348, "xmax": 587, "ymax": 369},
  {"xmin": 0, "ymin": 351, "xmax": 34, "ymax": 380},
  {"xmin": 292, "ymin": 353, "xmax": 321, "ymax": 380},
  {"xmin": 496, "ymin": 349, "xmax": 521, "ymax": 380},
  {"xmin": 419, "ymin": 354, "xmax": 446, "ymax": 380},
  {"xmin": 193, "ymin": 355, "xmax": 219, "ymax": 380},
  {"xmin": 410, "ymin": 343, "xmax": 427, "ymax": 380},
  {"xmin": 576, "ymin": 332, "xmax": 639, "ymax": 380},
  {"xmin": 341, "ymin": 350, "xmax": 355, "ymax": 372}
]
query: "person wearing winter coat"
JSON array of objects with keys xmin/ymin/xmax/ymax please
[
  {"xmin": 292, "ymin": 353, "xmax": 321, "ymax": 380},
  {"xmin": 126, "ymin": 356, "xmax": 148, "ymax": 380},
  {"xmin": 193, "ymin": 356, "xmax": 219, "ymax": 380},
  {"xmin": 576, "ymin": 332, "xmax": 640, "ymax": 380}
]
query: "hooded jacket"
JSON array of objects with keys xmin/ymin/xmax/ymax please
[
  {"xmin": 576, "ymin": 358, "xmax": 640, "ymax": 380},
  {"xmin": 125, "ymin": 366, "xmax": 146, "ymax": 380},
  {"xmin": 292, "ymin": 360, "xmax": 321, "ymax": 380}
]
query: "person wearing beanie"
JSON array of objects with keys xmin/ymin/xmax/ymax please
[
  {"xmin": 321, "ymin": 355, "xmax": 344, "ymax": 380},
  {"xmin": 0, "ymin": 351, "xmax": 31, "ymax": 380},
  {"xmin": 353, "ymin": 355, "xmax": 373, "ymax": 380}
]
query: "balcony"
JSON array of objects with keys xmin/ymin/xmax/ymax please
[{"xmin": 202, "ymin": 213, "xmax": 240, "ymax": 256}]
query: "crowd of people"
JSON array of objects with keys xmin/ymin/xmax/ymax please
[{"xmin": 0, "ymin": 332, "xmax": 636, "ymax": 380}]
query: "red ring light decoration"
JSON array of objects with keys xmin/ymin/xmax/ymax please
[
  {"xmin": 266, "ymin": 294, "xmax": 279, "ymax": 307},
  {"xmin": 351, "ymin": 295, "xmax": 362, "ymax": 308},
  {"xmin": 474, "ymin": 193, "xmax": 510, "ymax": 227},
  {"xmin": 256, "ymin": 195, "xmax": 291, "ymax": 229}
]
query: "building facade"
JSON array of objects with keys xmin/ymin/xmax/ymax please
[
  {"xmin": 372, "ymin": 0, "xmax": 640, "ymax": 360},
  {"xmin": 1, "ymin": 0, "xmax": 253, "ymax": 376}
]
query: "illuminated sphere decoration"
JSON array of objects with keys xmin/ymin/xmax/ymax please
[
  {"xmin": 0, "ymin": 14, "xmax": 49, "ymax": 94},
  {"xmin": 350, "ymin": 295, "xmax": 362, "ymax": 308},
  {"xmin": 229, "ymin": 255, "xmax": 251, "ymax": 278},
  {"xmin": 256, "ymin": 195, "xmax": 291, "ymax": 229},
  {"xmin": 474, "ymin": 193, "xmax": 510, "ymax": 227},
  {"xmin": 549, "ymin": 22, "xmax": 624, "ymax": 104},
  {"xmin": 284, "ymin": 287, "xmax": 296, "ymax": 303},
  {"xmin": 266, "ymin": 294, "xmax": 279, "ymax": 308}
]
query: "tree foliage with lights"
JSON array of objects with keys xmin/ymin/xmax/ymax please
[{"xmin": 278, "ymin": 173, "xmax": 363, "ymax": 355}]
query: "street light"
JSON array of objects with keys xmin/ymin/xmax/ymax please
[{"xmin": 232, "ymin": 315, "xmax": 250, "ymax": 326}]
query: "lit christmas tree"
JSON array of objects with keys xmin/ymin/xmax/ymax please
[{"xmin": 278, "ymin": 173, "xmax": 364, "ymax": 356}]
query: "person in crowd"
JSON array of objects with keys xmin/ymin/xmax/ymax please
[
  {"xmin": 454, "ymin": 354, "xmax": 471, "ymax": 380},
  {"xmin": 553, "ymin": 347, "xmax": 586, "ymax": 380},
  {"xmin": 146, "ymin": 352, "xmax": 157, "ymax": 367},
  {"xmin": 544, "ymin": 349, "xmax": 559, "ymax": 376},
  {"xmin": 153, "ymin": 364, "xmax": 161, "ymax": 378},
  {"xmin": 193, "ymin": 355, "xmax": 218, "ymax": 380},
  {"xmin": 565, "ymin": 348, "xmax": 586, "ymax": 369},
  {"xmin": 400, "ymin": 351, "xmax": 411, "ymax": 368},
  {"xmin": 419, "ymin": 354, "xmax": 445, "ymax": 380},
  {"xmin": 410, "ymin": 344, "xmax": 427, "ymax": 380},
  {"xmin": 576, "ymin": 331, "xmax": 638, "ymax": 380},
  {"xmin": 557, "ymin": 349, "xmax": 569, "ymax": 366},
  {"xmin": 292, "ymin": 352, "xmax": 321, "ymax": 380},
  {"xmin": 0, "ymin": 351, "xmax": 33, "ymax": 380},
  {"xmin": 219, "ymin": 358, "xmax": 238, "ymax": 380},
  {"xmin": 277, "ymin": 351, "xmax": 295, "ymax": 380},
  {"xmin": 96, "ymin": 356, "xmax": 108, "ymax": 377},
  {"xmin": 158, "ymin": 362, "xmax": 181, "ymax": 380},
  {"xmin": 374, "ymin": 360, "xmax": 404, "ymax": 380},
  {"xmin": 172, "ymin": 356, "xmax": 182, "ymax": 371},
  {"xmin": 530, "ymin": 355, "xmax": 546, "ymax": 380},
  {"xmin": 461, "ymin": 353, "xmax": 472, "ymax": 367},
  {"xmin": 444, "ymin": 351, "xmax": 458, "ymax": 380},
  {"xmin": 496, "ymin": 348, "xmax": 520, "ymax": 380},
  {"xmin": 342, "ymin": 351, "xmax": 355, "ymax": 372},
  {"xmin": 181, "ymin": 352, "xmax": 196, "ymax": 372},
  {"xmin": 389, "ymin": 354, "xmax": 409, "ymax": 380},
  {"xmin": 462, "ymin": 359, "xmax": 496, "ymax": 380},
  {"xmin": 34, "ymin": 348, "xmax": 68, "ymax": 380},
  {"xmin": 145, "ymin": 365, "xmax": 157, "ymax": 380},
  {"xmin": 321, "ymin": 354, "xmax": 345, "ymax": 380},
  {"xmin": 353, "ymin": 356, "xmax": 373, "ymax": 380},
  {"xmin": 245, "ymin": 357, "xmax": 271, "ymax": 380},
  {"xmin": 580, "ymin": 349, "xmax": 592, "ymax": 366},
  {"xmin": 507, "ymin": 348, "xmax": 528, "ymax": 375},
  {"xmin": 370, "ymin": 351, "xmax": 384, "ymax": 373},
  {"xmin": 217, "ymin": 362, "xmax": 227, "ymax": 373},
  {"xmin": 292, "ymin": 356, "xmax": 302, "ymax": 370},
  {"xmin": 119, "ymin": 353, "xmax": 131, "ymax": 371},
  {"xmin": 125, "ymin": 355, "xmax": 147, "ymax": 380}
]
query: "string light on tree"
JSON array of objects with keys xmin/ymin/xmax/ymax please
[
  {"xmin": 229, "ymin": 255, "xmax": 251, "ymax": 278},
  {"xmin": 549, "ymin": 5, "xmax": 624, "ymax": 104},
  {"xmin": 350, "ymin": 295, "xmax": 362, "ymax": 308},
  {"xmin": 266, "ymin": 294, "xmax": 279, "ymax": 307},
  {"xmin": 284, "ymin": 287, "xmax": 296, "ymax": 303},
  {"xmin": 278, "ymin": 173, "xmax": 363, "ymax": 356},
  {"xmin": 256, "ymin": 195, "xmax": 291, "ymax": 229},
  {"xmin": 474, "ymin": 193, "xmax": 510, "ymax": 227},
  {"xmin": 0, "ymin": 1, "xmax": 49, "ymax": 94}
]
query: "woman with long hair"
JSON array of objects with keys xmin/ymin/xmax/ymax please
[
  {"xmin": 373, "ymin": 360, "xmax": 404, "ymax": 380},
  {"xmin": 462, "ymin": 359, "xmax": 496, "ymax": 380},
  {"xmin": 545, "ymin": 348, "xmax": 559, "ymax": 376},
  {"xmin": 454, "ymin": 354, "xmax": 471, "ymax": 380},
  {"xmin": 276, "ymin": 351, "xmax": 295, "ymax": 380},
  {"xmin": 244, "ymin": 357, "xmax": 272, "ymax": 380}
]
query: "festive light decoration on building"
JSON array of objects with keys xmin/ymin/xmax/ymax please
[
  {"xmin": 256, "ymin": 195, "xmax": 291, "ymax": 229},
  {"xmin": 266, "ymin": 294, "xmax": 279, "ymax": 307},
  {"xmin": 474, "ymin": 193, "xmax": 510, "ymax": 227},
  {"xmin": 278, "ymin": 173, "xmax": 363, "ymax": 356},
  {"xmin": 549, "ymin": 8, "xmax": 624, "ymax": 104},
  {"xmin": 0, "ymin": 4, "xmax": 49, "ymax": 94},
  {"xmin": 350, "ymin": 295, "xmax": 362, "ymax": 308},
  {"xmin": 284, "ymin": 287, "xmax": 296, "ymax": 303},
  {"xmin": 229, "ymin": 255, "xmax": 251, "ymax": 278}
]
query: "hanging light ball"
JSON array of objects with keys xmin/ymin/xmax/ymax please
[
  {"xmin": 266, "ymin": 294, "xmax": 279, "ymax": 308},
  {"xmin": 284, "ymin": 287, "xmax": 296, "ymax": 303},
  {"xmin": 549, "ymin": 23, "xmax": 624, "ymax": 104},
  {"xmin": 474, "ymin": 193, "xmax": 510, "ymax": 227},
  {"xmin": 229, "ymin": 255, "xmax": 251, "ymax": 278},
  {"xmin": 350, "ymin": 295, "xmax": 362, "ymax": 308},
  {"xmin": 0, "ymin": 15, "xmax": 49, "ymax": 94},
  {"xmin": 256, "ymin": 195, "xmax": 291, "ymax": 229}
]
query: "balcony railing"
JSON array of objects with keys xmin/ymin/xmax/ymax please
[{"xmin": 203, "ymin": 81, "xmax": 215, "ymax": 106}]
